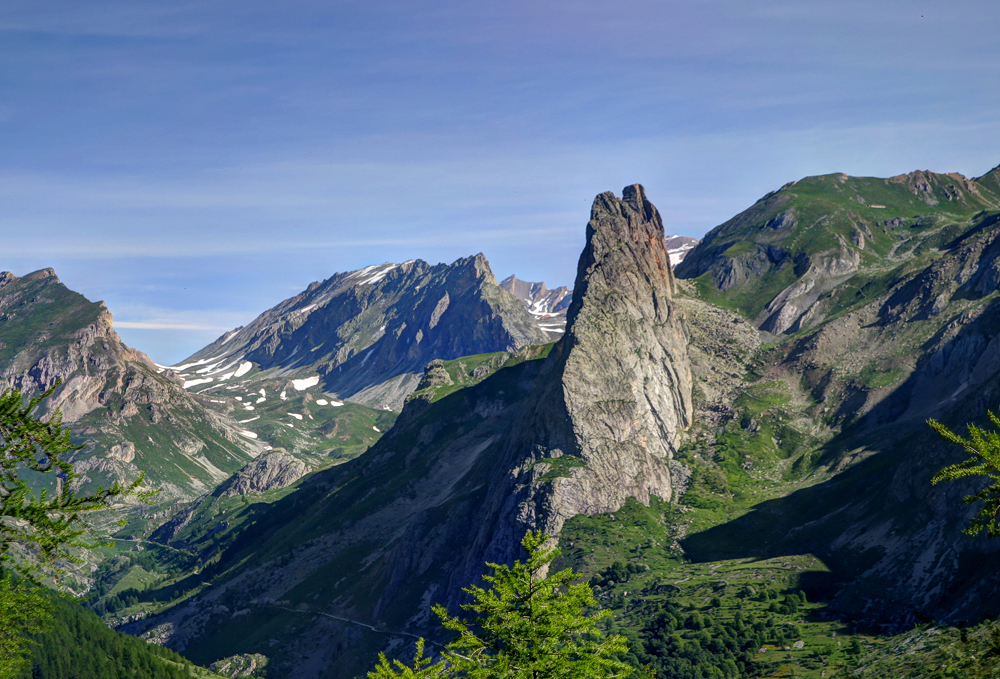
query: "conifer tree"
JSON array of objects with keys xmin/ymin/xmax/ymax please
[
  {"xmin": 929, "ymin": 410, "xmax": 1000, "ymax": 537},
  {"xmin": 370, "ymin": 530, "xmax": 632, "ymax": 678},
  {"xmin": 0, "ymin": 384, "xmax": 151, "ymax": 678}
]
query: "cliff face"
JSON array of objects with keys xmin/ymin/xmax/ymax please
[
  {"xmin": 538, "ymin": 185, "xmax": 693, "ymax": 527},
  {"xmin": 131, "ymin": 185, "xmax": 693, "ymax": 678}
]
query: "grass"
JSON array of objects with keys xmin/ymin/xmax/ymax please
[{"xmin": 558, "ymin": 497, "xmax": 875, "ymax": 679}]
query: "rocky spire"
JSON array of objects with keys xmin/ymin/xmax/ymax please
[{"xmin": 533, "ymin": 184, "xmax": 693, "ymax": 529}]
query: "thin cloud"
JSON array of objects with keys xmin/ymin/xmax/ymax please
[{"xmin": 114, "ymin": 321, "xmax": 232, "ymax": 331}]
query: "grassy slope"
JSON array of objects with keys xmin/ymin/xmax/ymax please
[{"xmin": 680, "ymin": 170, "xmax": 1000, "ymax": 321}]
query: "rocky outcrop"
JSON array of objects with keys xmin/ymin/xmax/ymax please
[
  {"xmin": 220, "ymin": 450, "xmax": 307, "ymax": 496},
  {"xmin": 173, "ymin": 255, "xmax": 549, "ymax": 411},
  {"xmin": 552, "ymin": 184, "xmax": 693, "ymax": 512}
]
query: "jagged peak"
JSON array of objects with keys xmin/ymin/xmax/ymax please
[{"xmin": 450, "ymin": 252, "xmax": 496, "ymax": 284}]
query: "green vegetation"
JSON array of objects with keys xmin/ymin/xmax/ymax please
[
  {"xmin": 370, "ymin": 530, "xmax": 632, "ymax": 679},
  {"xmin": 680, "ymin": 169, "xmax": 1000, "ymax": 324},
  {"xmin": 929, "ymin": 408, "xmax": 1000, "ymax": 537},
  {"xmin": 0, "ymin": 385, "xmax": 154, "ymax": 678},
  {"xmin": 407, "ymin": 344, "xmax": 556, "ymax": 404},
  {"xmin": 0, "ymin": 385, "xmax": 151, "ymax": 579},
  {"xmin": 559, "ymin": 498, "xmax": 872, "ymax": 679},
  {"xmin": 18, "ymin": 592, "xmax": 220, "ymax": 679},
  {"xmin": 841, "ymin": 618, "xmax": 1000, "ymax": 678}
]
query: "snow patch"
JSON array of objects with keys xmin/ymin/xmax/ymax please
[
  {"xmin": 288, "ymin": 413, "xmax": 303, "ymax": 420},
  {"xmin": 291, "ymin": 376, "xmax": 320, "ymax": 390},
  {"xmin": 238, "ymin": 416, "xmax": 260, "ymax": 424},
  {"xmin": 359, "ymin": 348, "xmax": 374, "ymax": 367},
  {"xmin": 243, "ymin": 405, "xmax": 255, "ymax": 411},
  {"xmin": 280, "ymin": 391, "xmax": 287, "ymax": 401},
  {"xmin": 330, "ymin": 400, "xmax": 344, "ymax": 407},
  {"xmin": 172, "ymin": 353, "xmax": 229, "ymax": 372},
  {"xmin": 238, "ymin": 430, "xmax": 258, "ymax": 439},
  {"xmin": 233, "ymin": 361, "xmax": 253, "ymax": 378},
  {"xmin": 183, "ymin": 377, "xmax": 214, "ymax": 388},
  {"xmin": 372, "ymin": 426, "xmax": 380, "ymax": 432},
  {"xmin": 315, "ymin": 399, "xmax": 328, "ymax": 405}
]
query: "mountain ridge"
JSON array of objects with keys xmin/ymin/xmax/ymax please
[{"xmin": 172, "ymin": 254, "xmax": 548, "ymax": 411}]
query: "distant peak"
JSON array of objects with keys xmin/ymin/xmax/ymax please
[{"xmin": 24, "ymin": 268, "xmax": 58, "ymax": 282}]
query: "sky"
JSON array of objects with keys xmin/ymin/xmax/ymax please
[{"xmin": 3, "ymin": 0, "xmax": 1000, "ymax": 364}]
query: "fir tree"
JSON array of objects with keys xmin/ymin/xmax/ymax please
[
  {"xmin": 371, "ymin": 530, "xmax": 632, "ymax": 678},
  {"xmin": 929, "ymin": 410, "xmax": 1000, "ymax": 537},
  {"xmin": 0, "ymin": 384, "xmax": 152, "ymax": 678}
]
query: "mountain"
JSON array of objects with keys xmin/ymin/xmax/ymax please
[
  {"xmin": 675, "ymin": 167, "xmax": 1000, "ymax": 334},
  {"xmin": 664, "ymin": 234, "xmax": 699, "ymax": 266},
  {"xmin": 171, "ymin": 255, "xmax": 548, "ymax": 412},
  {"xmin": 57, "ymin": 162, "xmax": 1000, "ymax": 679},
  {"xmin": 498, "ymin": 275, "xmax": 572, "ymax": 338},
  {"xmin": 0, "ymin": 269, "xmax": 260, "ymax": 502},
  {"xmin": 499, "ymin": 234, "xmax": 698, "ymax": 340},
  {"xmin": 123, "ymin": 185, "xmax": 693, "ymax": 678}
]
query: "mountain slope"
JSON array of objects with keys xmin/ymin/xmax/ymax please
[
  {"xmin": 0, "ymin": 269, "xmax": 259, "ymax": 501},
  {"xmin": 125, "ymin": 185, "xmax": 693, "ymax": 678},
  {"xmin": 173, "ymin": 255, "xmax": 548, "ymax": 411},
  {"xmin": 655, "ymin": 163, "xmax": 1000, "ymax": 632},
  {"xmin": 676, "ymin": 167, "xmax": 1000, "ymax": 334}
]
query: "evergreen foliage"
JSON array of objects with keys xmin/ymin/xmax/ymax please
[
  {"xmin": 0, "ymin": 574, "xmax": 49, "ymax": 679},
  {"xmin": 368, "ymin": 638, "xmax": 447, "ymax": 678},
  {"xmin": 929, "ymin": 410, "xmax": 1000, "ymax": 537},
  {"xmin": 368, "ymin": 530, "xmax": 632, "ymax": 679},
  {"xmin": 0, "ymin": 384, "xmax": 151, "ymax": 578},
  {"xmin": 623, "ymin": 599, "xmax": 763, "ymax": 679},
  {"xmin": 0, "ymin": 385, "xmax": 152, "ymax": 677},
  {"xmin": 18, "ymin": 593, "xmax": 196, "ymax": 679}
]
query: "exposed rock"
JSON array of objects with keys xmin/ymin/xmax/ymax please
[
  {"xmin": 107, "ymin": 442, "xmax": 136, "ymax": 463},
  {"xmin": 174, "ymin": 255, "xmax": 548, "ymax": 411},
  {"xmin": 0, "ymin": 269, "xmax": 259, "ymax": 500},
  {"xmin": 210, "ymin": 653, "xmax": 268, "ymax": 678},
  {"xmin": 220, "ymin": 450, "xmax": 308, "ymax": 496}
]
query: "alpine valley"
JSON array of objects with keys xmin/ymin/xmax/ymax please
[{"xmin": 12, "ymin": 165, "xmax": 1000, "ymax": 679}]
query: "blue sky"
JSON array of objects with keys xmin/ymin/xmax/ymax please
[{"xmin": 3, "ymin": 0, "xmax": 999, "ymax": 364}]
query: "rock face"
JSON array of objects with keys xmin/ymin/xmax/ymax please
[
  {"xmin": 0, "ymin": 269, "xmax": 258, "ymax": 499},
  {"xmin": 499, "ymin": 235, "xmax": 696, "ymax": 340},
  {"xmin": 219, "ymin": 451, "xmax": 307, "ymax": 496},
  {"xmin": 132, "ymin": 185, "xmax": 693, "ymax": 678},
  {"xmin": 554, "ymin": 185, "xmax": 693, "ymax": 513},
  {"xmin": 174, "ymin": 255, "xmax": 548, "ymax": 411}
]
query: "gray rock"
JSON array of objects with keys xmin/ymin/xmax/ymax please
[{"xmin": 220, "ymin": 450, "xmax": 308, "ymax": 496}]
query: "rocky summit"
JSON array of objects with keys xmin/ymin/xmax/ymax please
[{"xmin": 498, "ymin": 274, "xmax": 572, "ymax": 339}]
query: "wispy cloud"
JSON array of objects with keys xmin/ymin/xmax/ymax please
[{"xmin": 114, "ymin": 321, "xmax": 231, "ymax": 331}]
